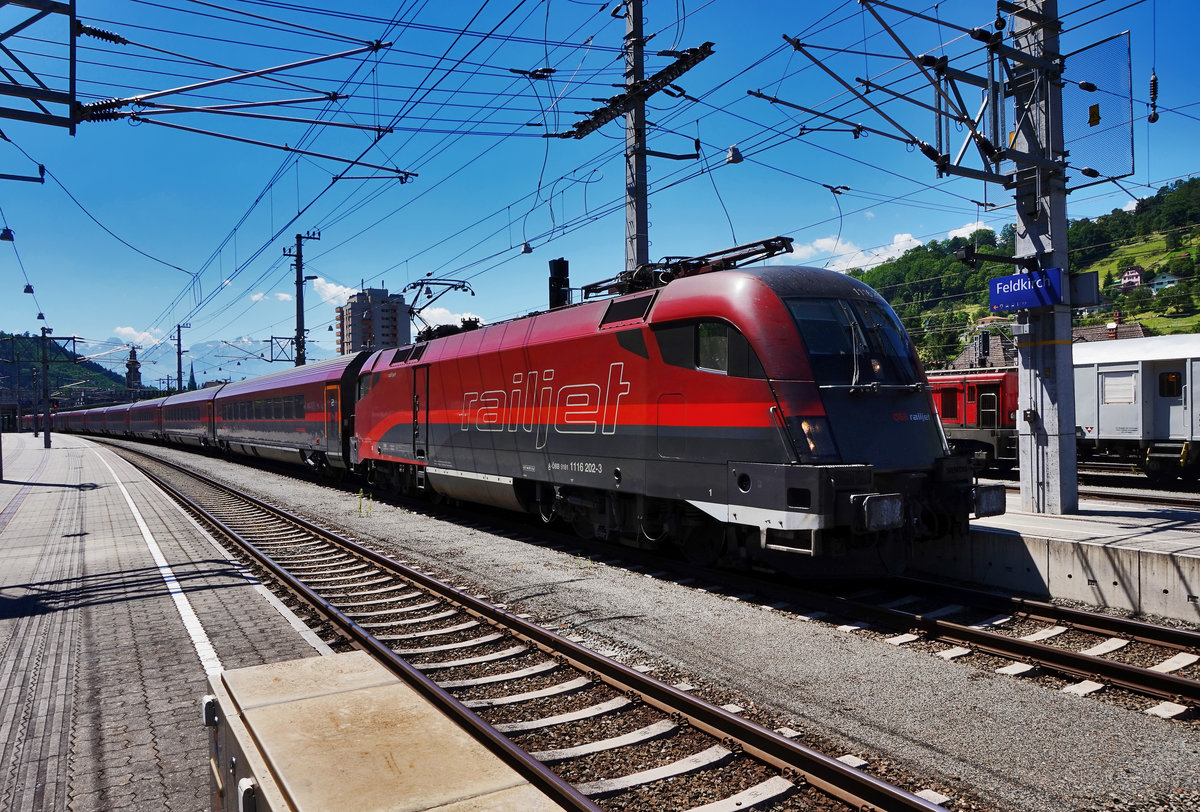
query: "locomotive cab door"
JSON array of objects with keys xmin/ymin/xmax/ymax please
[
  {"xmin": 977, "ymin": 386, "xmax": 1000, "ymax": 429},
  {"xmin": 413, "ymin": 366, "xmax": 429, "ymax": 467}
]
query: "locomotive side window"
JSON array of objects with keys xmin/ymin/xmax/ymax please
[
  {"xmin": 653, "ymin": 321, "xmax": 764, "ymax": 378},
  {"xmin": 697, "ymin": 323, "xmax": 728, "ymax": 372},
  {"xmin": 1159, "ymin": 371, "xmax": 1183, "ymax": 398}
]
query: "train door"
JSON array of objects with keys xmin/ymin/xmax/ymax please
[
  {"xmin": 206, "ymin": 402, "xmax": 215, "ymax": 443},
  {"xmin": 324, "ymin": 385, "xmax": 340, "ymax": 452},
  {"xmin": 412, "ymin": 366, "xmax": 429, "ymax": 466},
  {"xmin": 977, "ymin": 386, "xmax": 1000, "ymax": 429},
  {"xmin": 1150, "ymin": 362, "xmax": 1187, "ymax": 439}
]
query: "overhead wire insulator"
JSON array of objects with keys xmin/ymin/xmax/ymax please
[
  {"xmin": 77, "ymin": 24, "xmax": 129, "ymax": 45},
  {"xmin": 79, "ymin": 98, "xmax": 126, "ymax": 121},
  {"xmin": 1148, "ymin": 71, "xmax": 1159, "ymax": 124}
]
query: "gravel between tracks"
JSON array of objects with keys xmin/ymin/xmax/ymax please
[{"xmin": 131, "ymin": 443, "xmax": 1200, "ymax": 812}]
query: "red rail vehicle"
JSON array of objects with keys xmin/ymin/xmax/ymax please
[
  {"xmin": 354, "ymin": 238, "xmax": 1003, "ymax": 573},
  {"xmin": 212, "ymin": 354, "xmax": 369, "ymax": 471},
  {"xmin": 926, "ymin": 368, "xmax": 1019, "ymax": 469},
  {"xmin": 56, "ymin": 238, "xmax": 1004, "ymax": 575}
]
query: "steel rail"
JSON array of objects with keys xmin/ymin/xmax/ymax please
[
  {"xmin": 125, "ymin": 448, "xmax": 946, "ymax": 812},
  {"xmin": 787, "ymin": 588, "xmax": 1200, "ymax": 705},
  {"xmin": 126, "ymin": 456, "xmax": 601, "ymax": 812},
  {"xmin": 899, "ymin": 578, "xmax": 1200, "ymax": 652},
  {"xmin": 1001, "ymin": 482, "xmax": 1200, "ymax": 511}
]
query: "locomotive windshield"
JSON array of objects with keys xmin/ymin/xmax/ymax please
[{"xmin": 785, "ymin": 297, "xmax": 921, "ymax": 387}]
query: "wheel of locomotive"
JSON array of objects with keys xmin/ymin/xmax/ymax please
[
  {"xmin": 673, "ymin": 520, "xmax": 726, "ymax": 566},
  {"xmin": 571, "ymin": 514, "xmax": 596, "ymax": 539}
]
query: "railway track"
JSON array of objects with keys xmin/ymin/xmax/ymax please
[
  {"xmin": 106, "ymin": 438, "xmax": 1199, "ymax": 725},
  {"xmin": 777, "ymin": 579, "xmax": 1200, "ymax": 719},
  {"xmin": 995, "ymin": 479, "xmax": 1200, "ymax": 510},
  {"xmin": 114, "ymin": 445, "xmax": 950, "ymax": 812}
]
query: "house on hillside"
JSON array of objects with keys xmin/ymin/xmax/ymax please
[
  {"xmin": 1148, "ymin": 272, "xmax": 1181, "ymax": 293},
  {"xmin": 1120, "ymin": 265, "xmax": 1144, "ymax": 290}
]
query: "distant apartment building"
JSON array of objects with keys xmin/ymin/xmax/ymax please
[{"xmin": 334, "ymin": 288, "xmax": 411, "ymax": 354}]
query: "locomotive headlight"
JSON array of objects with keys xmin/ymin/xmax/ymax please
[{"xmin": 799, "ymin": 416, "xmax": 837, "ymax": 458}]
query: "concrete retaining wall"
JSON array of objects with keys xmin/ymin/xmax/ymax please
[{"xmin": 910, "ymin": 529, "xmax": 1200, "ymax": 623}]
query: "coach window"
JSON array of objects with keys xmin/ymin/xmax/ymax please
[{"xmin": 1160, "ymin": 371, "xmax": 1183, "ymax": 398}]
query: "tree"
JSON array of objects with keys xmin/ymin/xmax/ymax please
[
  {"xmin": 1121, "ymin": 285, "xmax": 1153, "ymax": 312},
  {"xmin": 998, "ymin": 223, "xmax": 1017, "ymax": 255}
]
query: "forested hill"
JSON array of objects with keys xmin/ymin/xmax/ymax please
[
  {"xmin": 848, "ymin": 176, "xmax": 1200, "ymax": 364},
  {"xmin": 0, "ymin": 332, "xmax": 129, "ymax": 409}
]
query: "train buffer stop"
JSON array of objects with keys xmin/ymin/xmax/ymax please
[{"xmin": 0, "ymin": 432, "xmax": 569, "ymax": 812}]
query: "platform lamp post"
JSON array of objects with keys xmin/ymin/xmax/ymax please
[
  {"xmin": 39, "ymin": 323, "xmax": 51, "ymax": 449},
  {"xmin": 0, "ymin": 371, "xmax": 6, "ymax": 481}
]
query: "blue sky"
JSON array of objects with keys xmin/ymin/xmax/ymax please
[{"xmin": 0, "ymin": 0, "xmax": 1195, "ymax": 387}]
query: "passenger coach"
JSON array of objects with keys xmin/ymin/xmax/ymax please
[{"xmin": 214, "ymin": 354, "xmax": 369, "ymax": 472}]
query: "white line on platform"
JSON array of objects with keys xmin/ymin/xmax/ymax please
[{"xmin": 96, "ymin": 453, "xmax": 224, "ymax": 676}]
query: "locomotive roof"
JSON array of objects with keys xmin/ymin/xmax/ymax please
[
  {"xmin": 739, "ymin": 264, "xmax": 889, "ymax": 301},
  {"xmin": 362, "ymin": 263, "xmax": 889, "ymax": 374},
  {"xmin": 1073, "ymin": 333, "xmax": 1200, "ymax": 365}
]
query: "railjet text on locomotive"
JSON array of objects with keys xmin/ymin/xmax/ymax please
[{"xmin": 461, "ymin": 363, "xmax": 631, "ymax": 449}]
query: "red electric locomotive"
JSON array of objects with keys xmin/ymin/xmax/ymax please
[
  {"xmin": 354, "ymin": 238, "xmax": 1003, "ymax": 573},
  {"xmin": 926, "ymin": 369, "xmax": 1019, "ymax": 469},
  {"xmin": 54, "ymin": 238, "xmax": 1002, "ymax": 574}
]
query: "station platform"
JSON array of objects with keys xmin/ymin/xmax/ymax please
[
  {"xmin": 0, "ymin": 432, "xmax": 330, "ymax": 811},
  {"xmin": 912, "ymin": 490, "xmax": 1200, "ymax": 623}
]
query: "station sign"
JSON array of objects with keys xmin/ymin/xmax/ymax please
[{"xmin": 989, "ymin": 267, "xmax": 1063, "ymax": 312}]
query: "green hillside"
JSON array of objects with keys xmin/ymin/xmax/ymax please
[
  {"xmin": 850, "ymin": 177, "xmax": 1200, "ymax": 365},
  {"xmin": 0, "ymin": 332, "xmax": 133, "ymax": 411}
]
